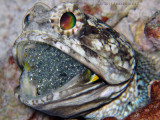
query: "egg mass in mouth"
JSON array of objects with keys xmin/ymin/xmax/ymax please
[{"xmin": 21, "ymin": 41, "xmax": 88, "ymax": 95}]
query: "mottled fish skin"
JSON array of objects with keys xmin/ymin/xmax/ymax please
[{"xmin": 12, "ymin": 2, "xmax": 160, "ymax": 120}]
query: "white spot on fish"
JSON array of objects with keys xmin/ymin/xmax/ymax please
[
  {"xmin": 110, "ymin": 43, "xmax": 118, "ymax": 54},
  {"xmin": 105, "ymin": 45, "xmax": 110, "ymax": 51},
  {"xmin": 123, "ymin": 61, "xmax": 129, "ymax": 70},
  {"xmin": 91, "ymin": 39, "xmax": 103, "ymax": 50}
]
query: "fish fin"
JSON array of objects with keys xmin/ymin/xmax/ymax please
[
  {"xmin": 144, "ymin": 51, "xmax": 160, "ymax": 74},
  {"xmin": 136, "ymin": 51, "xmax": 160, "ymax": 82}
]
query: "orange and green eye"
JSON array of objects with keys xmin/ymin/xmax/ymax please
[{"xmin": 60, "ymin": 12, "xmax": 76, "ymax": 30}]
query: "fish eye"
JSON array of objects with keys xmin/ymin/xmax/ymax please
[
  {"xmin": 50, "ymin": 3, "xmax": 86, "ymax": 36},
  {"xmin": 24, "ymin": 14, "xmax": 30, "ymax": 25},
  {"xmin": 60, "ymin": 12, "xmax": 76, "ymax": 30}
]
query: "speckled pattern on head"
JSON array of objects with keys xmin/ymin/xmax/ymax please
[{"xmin": 12, "ymin": 2, "xmax": 160, "ymax": 120}]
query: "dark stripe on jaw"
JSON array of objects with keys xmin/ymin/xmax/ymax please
[
  {"xmin": 81, "ymin": 45, "xmax": 98, "ymax": 58},
  {"xmin": 105, "ymin": 28, "xmax": 120, "ymax": 38}
]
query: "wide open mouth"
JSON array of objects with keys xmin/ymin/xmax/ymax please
[
  {"xmin": 15, "ymin": 41, "xmax": 103, "ymax": 96},
  {"xmin": 13, "ymin": 40, "xmax": 130, "ymax": 118}
]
